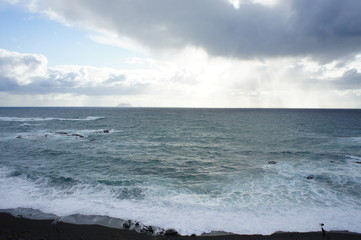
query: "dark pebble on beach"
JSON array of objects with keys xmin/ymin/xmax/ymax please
[
  {"xmin": 165, "ymin": 229, "xmax": 179, "ymax": 236},
  {"xmin": 122, "ymin": 220, "xmax": 131, "ymax": 229}
]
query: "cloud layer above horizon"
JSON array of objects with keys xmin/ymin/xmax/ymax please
[
  {"xmin": 1, "ymin": 0, "xmax": 361, "ymax": 107},
  {"xmin": 35, "ymin": 0, "xmax": 361, "ymax": 61}
]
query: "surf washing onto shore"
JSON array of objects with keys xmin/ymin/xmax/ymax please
[{"xmin": 1, "ymin": 107, "xmax": 361, "ymax": 236}]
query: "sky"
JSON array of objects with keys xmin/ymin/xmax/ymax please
[{"xmin": 1, "ymin": 0, "xmax": 361, "ymax": 108}]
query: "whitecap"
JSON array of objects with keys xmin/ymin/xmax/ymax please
[
  {"xmin": 0, "ymin": 116, "xmax": 104, "ymax": 122},
  {"xmin": 19, "ymin": 123, "xmax": 42, "ymax": 126},
  {"xmin": 346, "ymin": 155, "xmax": 361, "ymax": 162}
]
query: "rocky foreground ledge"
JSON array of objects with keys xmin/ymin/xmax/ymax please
[{"xmin": 1, "ymin": 212, "xmax": 361, "ymax": 240}]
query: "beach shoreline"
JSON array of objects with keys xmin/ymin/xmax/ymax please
[{"xmin": 1, "ymin": 212, "xmax": 361, "ymax": 240}]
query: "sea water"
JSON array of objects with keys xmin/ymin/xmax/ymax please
[{"xmin": 0, "ymin": 107, "xmax": 361, "ymax": 235}]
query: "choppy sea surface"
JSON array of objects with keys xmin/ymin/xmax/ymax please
[{"xmin": 1, "ymin": 107, "xmax": 361, "ymax": 235}]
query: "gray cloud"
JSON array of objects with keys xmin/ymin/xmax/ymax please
[
  {"xmin": 331, "ymin": 69, "xmax": 361, "ymax": 90},
  {"xmin": 6, "ymin": 72, "xmax": 145, "ymax": 96},
  {"xmin": 38, "ymin": 0, "xmax": 361, "ymax": 61}
]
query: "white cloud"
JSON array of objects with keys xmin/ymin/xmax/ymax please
[
  {"xmin": 0, "ymin": 49, "xmax": 47, "ymax": 85},
  {"xmin": 89, "ymin": 33, "xmax": 148, "ymax": 54},
  {"xmin": 0, "ymin": 49, "xmax": 143, "ymax": 95},
  {"xmin": 1, "ymin": 46, "xmax": 361, "ymax": 108}
]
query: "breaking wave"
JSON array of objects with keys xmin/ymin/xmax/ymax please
[{"xmin": 0, "ymin": 116, "xmax": 104, "ymax": 122}]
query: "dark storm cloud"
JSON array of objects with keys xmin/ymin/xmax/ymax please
[
  {"xmin": 42, "ymin": 0, "xmax": 361, "ymax": 61},
  {"xmin": 290, "ymin": 0, "xmax": 361, "ymax": 60},
  {"xmin": 331, "ymin": 69, "xmax": 361, "ymax": 89}
]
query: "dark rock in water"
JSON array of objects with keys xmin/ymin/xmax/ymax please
[
  {"xmin": 122, "ymin": 220, "xmax": 131, "ymax": 229},
  {"xmin": 306, "ymin": 175, "xmax": 314, "ymax": 179},
  {"xmin": 268, "ymin": 161, "xmax": 277, "ymax": 164},
  {"xmin": 141, "ymin": 225, "xmax": 154, "ymax": 234},
  {"xmin": 103, "ymin": 129, "xmax": 109, "ymax": 133},
  {"xmin": 356, "ymin": 161, "xmax": 361, "ymax": 164},
  {"xmin": 90, "ymin": 139, "xmax": 96, "ymax": 142},
  {"xmin": 71, "ymin": 133, "xmax": 84, "ymax": 138},
  {"xmin": 16, "ymin": 135, "xmax": 23, "ymax": 139},
  {"xmin": 165, "ymin": 229, "xmax": 179, "ymax": 236},
  {"xmin": 157, "ymin": 229, "xmax": 165, "ymax": 235},
  {"xmin": 55, "ymin": 131, "xmax": 68, "ymax": 135}
]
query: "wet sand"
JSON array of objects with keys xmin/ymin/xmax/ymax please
[{"xmin": 1, "ymin": 212, "xmax": 360, "ymax": 240}]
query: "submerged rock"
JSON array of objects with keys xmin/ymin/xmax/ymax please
[
  {"xmin": 55, "ymin": 131, "xmax": 68, "ymax": 135},
  {"xmin": 71, "ymin": 133, "xmax": 84, "ymax": 138}
]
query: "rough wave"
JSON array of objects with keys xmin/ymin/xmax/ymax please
[{"xmin": 1, "ymin": 166, "xmax": 361, "ymax": 236}]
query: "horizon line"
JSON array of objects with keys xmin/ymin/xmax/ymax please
[{"xmin": 0, "ymin": 106, "xmax": 360, "ymax": 110}]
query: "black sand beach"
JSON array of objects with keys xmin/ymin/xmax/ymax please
[{"xmin": 1, "ymin": 213, "xmax": 360, "ymax": 240}]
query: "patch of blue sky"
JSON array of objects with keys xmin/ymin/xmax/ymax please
[{"xmin": 0, "ymin": 4, "xmax": 142, "ymax": 69}]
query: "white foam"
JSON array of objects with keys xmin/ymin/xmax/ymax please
[
  {"xmin": 0, "ymin": 116, "xmax": 104, "ymax": 122},
  {"xmin": 350, "ymin": 137, "xmax": 361, "ymax": 142},
  {"xmin": 1, "ymin": 165, "xmax": 361, "ymax": 235},
  {"xmin": 19, "ymin": 123, "xmax": 42, "ymax": 126},
  {"xmin": 346, "ymin": 155, "xmax": 361, "ymax": 161}
]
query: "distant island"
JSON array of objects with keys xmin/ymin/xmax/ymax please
[{"xmin": 116, "ymin": 103, "xmax": 132, "ymax": 107}]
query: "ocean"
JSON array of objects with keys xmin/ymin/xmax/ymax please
[{"xmin": 0, "ymin": 107, "xmax": 361, "ymax": 236}]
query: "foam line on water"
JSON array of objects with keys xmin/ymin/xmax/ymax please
[
  {"xmin": 0, "ymin": 116, "xmax": 104, "ymax": 122},
  {"xmin": 19, "ymin": 123, "xmax": 42, "ymax": 126},
  {"xmin": 1, "ymin": 128, "xmax": 116, "ymax": 141}
]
